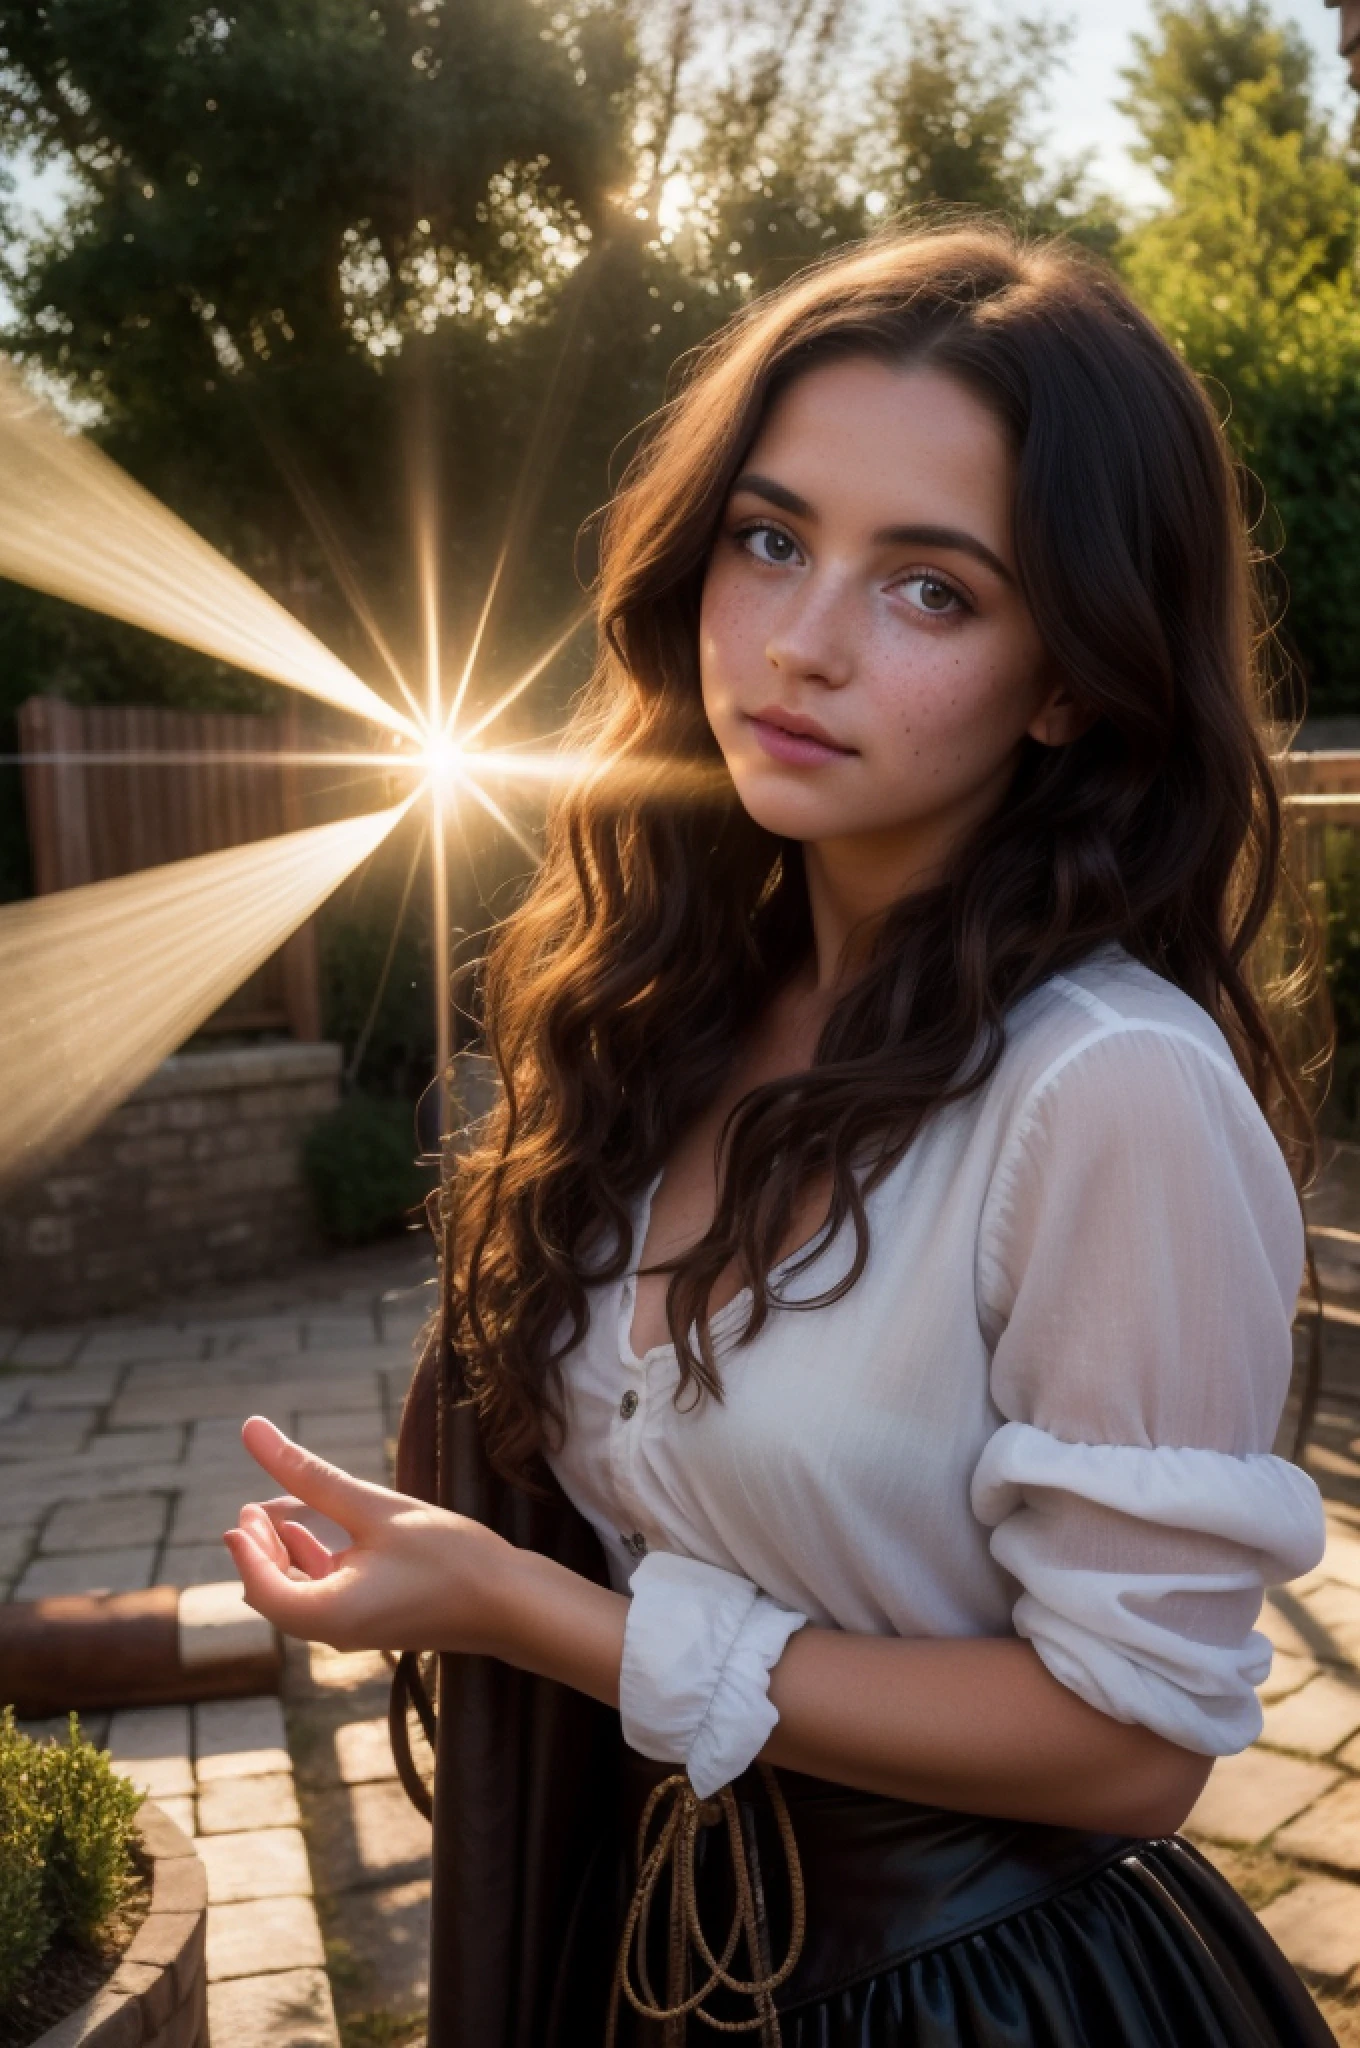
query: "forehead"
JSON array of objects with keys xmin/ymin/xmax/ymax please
[{"xmin": 741, "ymin": 355, "xmax": 1016, "ymax": 539}]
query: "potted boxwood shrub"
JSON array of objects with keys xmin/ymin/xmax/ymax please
[{"xmin": 0, "ymin": 1709, "xmax": 207, "ymax": 2048}]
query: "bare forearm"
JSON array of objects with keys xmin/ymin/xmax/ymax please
[
  {"xmin": 491, "ymin": 1545, "xmax": 628, "ymax": 1699},
  {"xmin": 492, "ymin": 1551, "xmax": 1211, "ymax": 1838},
  {"xmin": 763, "ymin": 1628, "xmax": 1211, "ymax": 1836}
]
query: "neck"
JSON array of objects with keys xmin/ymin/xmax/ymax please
[
  {"xmin": 800, "ymin": 832, "xmax": 944, "ymax": 994},
  {"xmin": 799, "ymin": 756, "xmax": 1029, "ymax": 993}
]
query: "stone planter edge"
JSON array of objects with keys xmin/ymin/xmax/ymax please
[{"xmin": 33, "ymin": 1801, "xmax": 208, "ymax": 2048}]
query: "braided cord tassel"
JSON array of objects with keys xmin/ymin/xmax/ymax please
[{"xmin": 606, "ymin": 1764, "xmax": 806, "ymax": 2046}]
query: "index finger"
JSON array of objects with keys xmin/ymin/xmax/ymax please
[
  {"xmin": 239, "ymin": 1417, "xmax": 389, "ymax": 1537},
  {"xmin": 247, "ymin": 1493, "xmax": 351, "ymax": 1553}
]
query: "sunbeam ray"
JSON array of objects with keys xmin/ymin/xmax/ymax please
[
  {"xmin": 8, "ymin": 738, "xmax": 732, "ymax": 807},
  {"xmin": 0, "ymin": 362, "xmax": 418, "ymax": 738},
  {"xmin": 466, "ymin": 746, "xmax": 731, "ymax": 807},
  {"xmin": 247, "ymin": 412, "xmax": 426, "ymax": 732},
  {"xmin": 443, "ymin": 240, "xmax": 606, "ymax": 736},
  {"xmin": 459, "ymin": 773, "xmax": 541, "ymax": 863},
  {"xmin": 430, "ymin": 784, "xmax": 453, "ymax": 1136},
  {"xmin": 445, "ymin": 529, "xmax": 512, "ymax": 738},
  {"xmin": 454, "ymin": 606, "xmax": 591, "ymax": 746},
  {"xmin": 6, "ymin": 748, "xmax": 422, "ymax": 772},
  {"xmin": 0, "ymin": 799, "xmax": 413, "ymax": 1194},
  {"xmin": 345, "ymin": 818, "xmax": 429, "ymax": 1088}
]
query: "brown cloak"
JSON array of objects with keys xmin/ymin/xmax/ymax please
[{"xmin": 392, "ymin": 1313, "xmax": 626, "ymax": 2048}]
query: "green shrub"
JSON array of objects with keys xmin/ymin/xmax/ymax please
[
  {"xmin": 38, "ymin": 1720, "xmax": 143, "ymax": 1945},
  {"xmin": 0, "ymin": 1709, "xmax": 142, "ymax": 2004},
  {"xmin": 0, "ymin": 1722, "xmax": 52, "ymax": 2007},
  {"xmin": 303, "ymin": 1094, "xmax": 434, "ymax": 1246}
]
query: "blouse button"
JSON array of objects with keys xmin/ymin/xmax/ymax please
[
  {"xmin": 619, "ymin": 1390, "xmax": 639, "ymax": 1420},
  {"xmin": 622, "ymin": 1530, "xmax": 648, "ymax": 1558}
]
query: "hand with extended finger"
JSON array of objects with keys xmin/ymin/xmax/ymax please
[{"xmin": 222, "ymin": 1415, "xmax": 517, "ymax": 1655}]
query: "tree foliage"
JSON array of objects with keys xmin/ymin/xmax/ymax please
[
  {"xmin": 1116, "ymin": 0, "xmax": 1316, "ymax": 177},
  {"xmin": 1118, "ymin": 12, "xmax": 1360, "ymax": 715},
  {"xmin": 869, "ymin": 7, "xmax": 1115, "ymax": 246},
  {"xmin": 0, "ymin": 0, "xmax": 645, "ymax": 712}
]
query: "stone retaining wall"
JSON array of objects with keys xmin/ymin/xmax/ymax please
[{"xmin": 0, "ymin": 1044, "xmax": 341, "ymax": 1323}]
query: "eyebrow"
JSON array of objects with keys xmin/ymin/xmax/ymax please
[{"xmin": 729, "ymin": 471, "xmax": 1015, "ymax": 586}]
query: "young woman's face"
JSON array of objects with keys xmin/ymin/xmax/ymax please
[{"xmin": 699, "ymin": 355, "xmax": 1073, "ymax": 870}]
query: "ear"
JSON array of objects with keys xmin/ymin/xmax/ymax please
[{"xmin": 1027, "ymin": 675, "xmax": 1098, "ymax": 749}]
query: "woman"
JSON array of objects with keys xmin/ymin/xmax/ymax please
[{"xmin": 226, "ymin": 224, "xmax": 1336, "ymax": 2046}]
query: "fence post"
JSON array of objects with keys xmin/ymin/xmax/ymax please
[{"xmin": 17, "ymin": 696, "xmax": 95, "ymax": 893}]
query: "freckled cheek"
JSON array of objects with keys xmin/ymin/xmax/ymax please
[
  {"xmin": 869, "ymin": 651, "xmax": 997, "ymax": 742},
  {"xmin": 699, "ymin": 571, "xmax": 771, "ymax": 691}
]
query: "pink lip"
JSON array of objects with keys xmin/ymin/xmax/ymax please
[{"xmin": 748, "ymin": 711, "xmax": 855, "ymax": 767}]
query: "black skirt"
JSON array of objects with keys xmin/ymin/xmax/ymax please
[{"xmin": 572, "ymin": 1753, "xmax": 1338, "ymax": 2048}]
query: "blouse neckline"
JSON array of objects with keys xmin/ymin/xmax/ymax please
[
  {"xmin": 616, "ymin": 1164, "xmax": 842, "ymax": 1369},
  {"xmin": 613, "ymin": 943, "xmax": 1139, "ymax": 1370}
]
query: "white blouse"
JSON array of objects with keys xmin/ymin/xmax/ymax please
[{"xmin": 544, "ymin": 942, "xmax": 1328, "ymax": 1799}]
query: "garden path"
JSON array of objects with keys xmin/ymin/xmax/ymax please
[{"xmin": 4, "ymin": 1233, "xmax": 436, "ymax": 2048}]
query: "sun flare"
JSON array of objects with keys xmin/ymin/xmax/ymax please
[
  {"xmin": 0, "ymin": 350, "xmax": 728, "ymax": 1190},
  {"xmin": 422, "ymin": 728, "xmax": 465, "ymax": 791}
]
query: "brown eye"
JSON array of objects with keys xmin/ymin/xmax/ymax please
[
  {"xmin": 902, "ymin": 572, "xmax": 963, "ymax": 615},
  {"xmin": 743, "ymin": 523, "xmax": 800, "ymax": 566}
]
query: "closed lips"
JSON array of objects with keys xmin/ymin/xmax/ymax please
[{"xmin": 750, "ymin": 708, "xmax": 856, "ymax": 752}]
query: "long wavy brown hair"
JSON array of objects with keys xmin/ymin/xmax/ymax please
[{"xmin": 438, "ymin": 220, "xmax": 1325, "ymax": 1489}]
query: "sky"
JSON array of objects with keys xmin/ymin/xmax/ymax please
[{"xmin": 3, "ymin": 1, "xmax": 1356, "ymax": 231}]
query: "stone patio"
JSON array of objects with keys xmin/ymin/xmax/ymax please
[
  {"xmin": 10, "ymin": 1166, "xmax": 1360, "ymax": 2042},
  {"xmin": 3, "ymin": 1232, "xmax": 437, "ymax": 2048}
]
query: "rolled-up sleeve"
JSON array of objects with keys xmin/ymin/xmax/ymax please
[
  {"xmin": 971, "ymin": 1023, "xmax": 1327, "ymax": 1756},
  {"xmin": 619, "ymin": 1551, "xmax": 808, "ymax": 1796}
]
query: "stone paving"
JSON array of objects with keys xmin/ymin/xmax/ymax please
[
  {"xmin": 2, "ymin": 1235, "xmax": 437, "ymax": 2048},
  {"xmin": 13, "ymin": 1175, "xmax": 1360, "ymax": 2041}
]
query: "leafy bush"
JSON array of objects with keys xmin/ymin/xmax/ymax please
[
  {"xmin": 303, "ymin": 1095, "xmax": 434, "ymax": 1247},
  {"xmin": 0, "ymin": 1737, "xmax": 51, "ymax": 2008},
  {"xmin": 39, "ymin": 1731, "xmax": 144, "ymax": 1947},
  {"xmin": 0, "ymin": 1709, "xmax": 142, "ymax": 2006}
]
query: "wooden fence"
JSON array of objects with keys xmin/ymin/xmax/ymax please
[
  {"xmin": 1280, "ymin": 750, "xmax": 1360, "ymax": 936},
  {"xmin": 1282, "ymin": 750, "xmax": 1360, "ymax": 829},
  {"xmin": 16, "ymin": 695, "xmax": 321, "ymax": 1040}
]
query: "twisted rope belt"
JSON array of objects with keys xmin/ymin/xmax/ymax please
[{"xmin": 606, "ymin": 1762, "xmax": 806, "ymax": 2047}]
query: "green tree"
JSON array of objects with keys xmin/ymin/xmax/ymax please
[
  {"xmin": 1117, "ymin": 0, "xmax": 1316, "ymax": 178},
  {"xmin": 868, "ymin": 5, "xmax": 1115, "ymax": 245},
  {"xmin": 1119, "ymin": 33, "xmax": 1360, "ymax": 713},
  {"xmin": 669, "ymin": 2, "xmax": 1114, "ymax": 304},
  {"xmin": 0, "ymin": 0, "xmax": 641, "ymax": 703}
]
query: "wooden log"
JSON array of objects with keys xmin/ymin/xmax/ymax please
[{"xmin": 0, "ymin": 1585, "xmax": 281, "ymax": 1717}]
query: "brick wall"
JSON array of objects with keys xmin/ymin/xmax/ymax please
[{"xmin": 0, "ymin": 1043, "xmax": 341, "ymax": 1322}]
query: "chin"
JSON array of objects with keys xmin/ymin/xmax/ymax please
[{"xmin": 727, "ymin": 775, "xmax": 853, "ymax": 844}]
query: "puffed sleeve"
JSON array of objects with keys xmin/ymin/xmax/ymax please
[
  {"xmin": 970, "ymin": 1023, "xmax": 1327, "ymax": 1756},
  {"xmin": 619, "ymin": 1552, "xmax": 808, "ymax": 1797}
]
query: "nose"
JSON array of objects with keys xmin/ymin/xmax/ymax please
[{"xmin": 763, "ymin": 574, "xmax": 854, "ymax": 688}]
